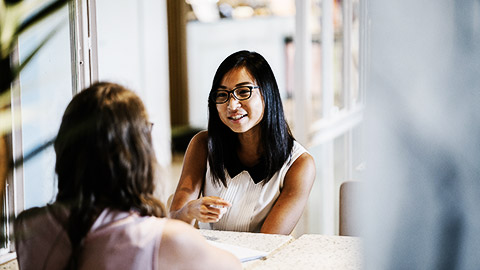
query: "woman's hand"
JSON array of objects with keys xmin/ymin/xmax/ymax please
[
  {"xmin": 170, "ymin": 132, "xmax": 231, "ymax": 225},
  {"xmin": 184, "ymin": 196, "xmax": 231, "ymax": 223}
]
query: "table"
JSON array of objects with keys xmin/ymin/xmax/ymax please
[
  {"xmin": 200, "ymin": 229, "xmax": 295, "ymax": 268},
  {"xmin": 199, "ymin": 230, "xmax": 362, "ymax": 270}
]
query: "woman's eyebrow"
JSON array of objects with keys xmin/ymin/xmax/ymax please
[
  {"xmin": 235, "ymin": 82, "xmax": 254, "ymax": 86},
  {"xmin": 218, "ymin": 82, "xmax": 254, "ymax": 89}
]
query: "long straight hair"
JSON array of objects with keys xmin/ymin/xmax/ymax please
[
  {"xmin": 54, "ymin": 82, "xmax": 166, "ymax": 269},
  {"xmin": 207, "ymin": 50, "xmax": 294, "ymax": 187}
]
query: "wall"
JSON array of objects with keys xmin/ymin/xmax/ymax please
[
  {"xmin": 96, "ymin": 0, "xmax": 171, "ymax": 168},
  {"xmin": 95, "ymin": 0, "xmax": 172, "ymax": 200}
]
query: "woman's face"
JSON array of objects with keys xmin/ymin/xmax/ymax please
[{"xmin": 216, "ymin": 67, "xmax": 264, "ymax": 134}]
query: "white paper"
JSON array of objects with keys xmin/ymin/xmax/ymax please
[{"xmin": 207, "ymin": 240, "xmax": 267, "ymax": 263}]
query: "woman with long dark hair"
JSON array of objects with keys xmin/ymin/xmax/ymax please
[
  {"xmin": 14, "ymin": 82, "xmax": 240, "ymax": 270},
  {"xmin": 170, "ymin": 51, "xmax": 316, "ymax": 234}
]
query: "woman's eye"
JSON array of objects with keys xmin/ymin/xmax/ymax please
[
  {"xmin": 216, "ymin": 92, "xmax": 228, "ymax": 98},
  {"xmin": 236, "ymin": 89, "xmax": 250, "ymax": 97}
]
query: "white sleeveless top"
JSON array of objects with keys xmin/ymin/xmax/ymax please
[{"xmin": 198, "ymin": 141, "xmax": 307, "ymax": 232}]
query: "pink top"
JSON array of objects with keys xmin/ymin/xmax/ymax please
[{"xmin": 15, "ymin": 205, "xmax": 166, "ymax": 270}]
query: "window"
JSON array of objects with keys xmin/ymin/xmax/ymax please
[
  {"xmin": 1, "ymin": 4, "xmax": 73, "ymax": 260},
  {"xmin": 1, "ymin": 1, "xmax": 170, "ymax": 261}
]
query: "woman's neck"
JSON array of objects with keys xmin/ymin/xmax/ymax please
[{"xmin": 237, "ymin": 129, "xmax": 263, "ymax": 167}]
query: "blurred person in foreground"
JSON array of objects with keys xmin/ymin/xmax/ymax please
[{"xmin": 363, "ymin": 0, "xmax": 480, "ymax": 269}]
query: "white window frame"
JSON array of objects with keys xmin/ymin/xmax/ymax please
[
  {"xmin": 69, "ymin": 0, "xmax": 99, "ymax": 93},
  {"xmin": 294, "ymin": 0, "xmax": 368, "ymax": 235}
]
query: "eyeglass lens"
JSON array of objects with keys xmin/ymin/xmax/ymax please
[{"xmin": 214, "ymin": 86, "xmax": 253, "ymax": 104}]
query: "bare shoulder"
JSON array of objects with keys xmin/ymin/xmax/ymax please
[
  {"xmin": 182, "ymin": 130, "xmax": 209, "ymax": 164},
  {"xmin": 184, "ymin": 130, "xmax": 208, "ymax": 157},
  {"xmin": 292, "ymin": 152, "xmax": 316, "ymax": 172},
  {"xmin": 190, "ymin": 130, "xmax": 208, "ymax": 146},
  {"xmin": 297, "ymin": 151, "xmax": 314, "ymax": 163},
  {"xmin": 161, "ymin": 219, "xmax": 202, "ymax": 242},
  {"xmin": 158, "ymin": 219, "xmax": 205, "ymax": 266},
  {"xmin": 286, "ymin": 152, "xmax": 316, "ymax": 186},
  {"xmin": 159, "ymin": 219, "xmax": 241, "ymax": 269}
]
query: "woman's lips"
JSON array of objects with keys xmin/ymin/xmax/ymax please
[{"xmin": 228, "ymin": 114, "xmax": 247, "ymax": 120}]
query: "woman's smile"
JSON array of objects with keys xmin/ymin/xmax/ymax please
[{"xmin": 228, "ymin": 113, "xmax": 247, "ymax": 121}]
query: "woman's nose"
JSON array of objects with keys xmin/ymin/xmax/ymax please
[{"xmin": 227, "ymin": 95, "xmax": 241, "ymax": 110}]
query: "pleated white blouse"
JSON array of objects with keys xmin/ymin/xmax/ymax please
[{"xmin": 199, "ymin": 141, "xmax": 307, "ymax": 232}]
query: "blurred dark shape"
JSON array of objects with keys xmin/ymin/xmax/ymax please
[
  {"xmin": 171, "ymin": 126, "xmax": 203, "ymax": 154},
  {"xmin": 4, "ymin": 0, "xmax": 23, "ymax": 5}
]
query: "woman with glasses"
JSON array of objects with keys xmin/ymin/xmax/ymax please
[
  {"xmin": 14, "ymin": 82, "xmax": 241, "ymax": 270},
  {"xmin": 170, "ymin": 51, "xmax": 316, "ymax": 234}
]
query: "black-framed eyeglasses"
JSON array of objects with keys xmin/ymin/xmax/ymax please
[{"xmin": 211, "ymin": 85, "xmax": 259, "ymax": 104}]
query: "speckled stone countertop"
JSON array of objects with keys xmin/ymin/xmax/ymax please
[
  {"xmin": 199, "ymin": 230, "xmax": 362, "ymax": 270},
  {"xmin": 247, "ymin": 234, "xmax": 362, "ymax": 270}
]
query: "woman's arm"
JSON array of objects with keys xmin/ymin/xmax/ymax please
[
  {"xmin": 260, "ymin": 152, "xmax": 316, "ymax": 235},
  {"xmin": 159, "ymin": 219, "xmax": 242, "ymax": 270},
  {"xmin": 169, "ymin": 131, "xmax": 230, "ymax": 224}
]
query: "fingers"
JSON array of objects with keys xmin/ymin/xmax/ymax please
[
  {"xmin": 197, "ymin": 206, "xmax": 222, "ymax": 222},
  {"xmin": 187, "ymin": 196, "xmax": 231, "ymax": 223},
  {"xmin": 198, "ymin": 215, "xmax": 222, "ymax": 223},
  {"xmin": 198, "ymin": 197, "xmax": 231, "ymax": 223},
  {"xmin": 200, "ymin": 204, "xmax": 223, "ymax": 216},
  {"xmin": 202, "ymin": 196, "xmax": 231, "ymax": 208}
]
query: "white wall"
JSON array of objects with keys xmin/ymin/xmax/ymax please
[{"xmin": 96, "ymin": 0, "xmax": 171, "ymax": 169}]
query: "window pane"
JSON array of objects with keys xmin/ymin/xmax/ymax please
[
  {"xmin": 335, "ymin": 0, "xmax": 345, "ymax": 110},
  {"xmin": 309, "ymin": 0, "xmax": 344, "ymax": 121},
  {"xmin": 351, "ymin": 0, "xmax": 360, "ymax": 105},
  {"xmin": 18, "ymin": 6, "xmax": 72, "ymax": 209}
]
